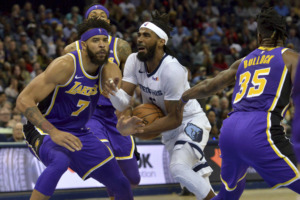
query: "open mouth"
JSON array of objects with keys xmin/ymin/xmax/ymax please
[{"xmin": 138, "ymin": 47, "xmax": 146, "ymax": 52}]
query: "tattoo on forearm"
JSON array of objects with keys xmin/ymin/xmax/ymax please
[
  {"xmin": 117, "ymin": 40, "xmax": 131, "ymax": 64},
  {"xmin": 24, "ymin": 106, "xmax": 55, "ymax": 133}
]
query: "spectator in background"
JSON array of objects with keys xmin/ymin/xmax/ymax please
[
  {"xmin": 0, "ymin": 92, "xmax": 7, "ymax": 108},
  {"xmin": 191, "ymin": 66, "xmax": 207, "ymax": 86},
  {"xmin": 0, "ymin": 107, "xmax": 12, "ymax": 128},
  {"xmin": 119, "ymin": 0, "xmax": 136, "ymax": 15},
  {"xmin": 213, "ymin": 53, "xmax": 228, "ymax": 71},
  {"xmin": 7, "ymin": 112, "xmax": 21, "ymax": 128},
  {"xmin": 5, "ymin": 76, "xmax": 19, "ymax": 103},
  {"xmin": 207, "ymin": 110, "xmax": 219, "ymax": 140},
  {"xmin": 65, "ymin": 6, "xmax": 83, "ymax": 25},
  {"xmin": 274, "ymin": 0, "xmax": 290, "ymax": 16},
  {"xmin": 204, "ymin": 18, "xmax": 223, "ymax": 46},
  {"xmin": 192, "ymin": 44, "xmax": 214, "ymax": 74},
  {"xmin": 248, "ymin": 2, "xmax": 261, "ymax": 18},
  {"xmin": 63, "ymin": 20, "xmax": 77, "ymax": 39},
  {"xmin": 286, "ymin": 27, "xmax": 300, "ymax": 52},
  {"xmin": 111, "ymin": 24, "xmax": 123, "ymax": 39},
  {"xmin": 7, "ymin": 122, "xmax": 24, "ymax": 142}
]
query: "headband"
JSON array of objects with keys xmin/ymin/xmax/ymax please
[
  {"xmin": 140, "ymin": 22, "xmax": 168, "ymax": 44},
  {"xmin": 85, "ymin": 5, "xmax": 109, "ymax": 19},
  {"xmin": 81, "ymin": 28, "xmax": 108, "ymax": 41}
]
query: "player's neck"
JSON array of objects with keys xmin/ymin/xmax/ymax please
[
  {"xmin": 146, "ymin": 50, "xmax": 165, "ymax": 73},
  {"xmin": 259, "ymin": 38, "xmax": 284, "ymax": 47}
]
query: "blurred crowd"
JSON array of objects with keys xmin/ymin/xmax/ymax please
[{"xmin": 0, "ymin": 0, "xmax": 298, "ymax": 142}]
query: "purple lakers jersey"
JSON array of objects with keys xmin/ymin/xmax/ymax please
[
  {"xmin": 232, "ymin": 47, "xmax": 292, "ymax": 118},
  {"xmin": 75, "ymin": 36, "xmax": 119, "ymax": 108},
  {"xmin": 41, "ymin": 50, "xmax": 101, "ymax": 132}
]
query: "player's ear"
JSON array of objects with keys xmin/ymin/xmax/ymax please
[
  {"xmin": 159, "ymin": 39, "xmax": 165, "ymax": 47},
  {"xmin": 81, "ymin": 41, "xmax": 87, "ymax": 51}
]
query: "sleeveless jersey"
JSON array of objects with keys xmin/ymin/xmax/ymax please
[
  {"xmin": 123, "ymin": 53, "xmax": 204, "ymax": 118},
  {"xmin": 75, "ymin": 36, "xmax": 119, "ymax": 109},
  {"xmin": 232, "ymin": 47, "xmax": 292, "ymax": 119},
  {"xmin": 40, "ymin": 50, "xmax": 101, "ymax": 132}
]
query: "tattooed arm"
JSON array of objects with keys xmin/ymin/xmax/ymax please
[
  {"xmin": 117, "ymin": 39, "xmax": 132, "ymax": 73},
  {"xmin": 63, "ymin": 42, "xmax": 77, "ymax": 55},
  {"xmin": 16, "ymin": 55, "xmax": 82, "ymax": 152},
  {"xmin": 181, "ymin": 59, "xmax": 241, "ymax": 102}
]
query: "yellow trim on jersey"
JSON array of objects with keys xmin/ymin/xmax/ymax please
[
  {"xmin": 78, "ymin": 50, "xmax": 98, "ymax": 80},
  {"xmin": 82, "ymin": 144, "xmax": 114, "ymax": 180},
  {"xmin": 281, "ymin": 48, "xmax": 288, "ymax": 54},
  {"xmin": 258, "ymin": 46, "xmax": 280, "ymax": 51},
  {"xmin": 281, "ymin": 103, "xmax": 290, "ymax": 117},
  {"xmin": 266, "ymin": 66, "xmax": 300, "ymax": 189},
  {"xmin": 221, "ymin": 172, "xmax": 247, "ymax": 191},
  {"xmin": 115, "ymin": 136, "xmax": 135, "ymax": 160},
  {"xmin": 108, "ymin": 35, "xmax": 112, "ymax": 45},
  {"xmin": 44, "ymin": 53, "xmax": 77, "ymax": 117},
  {"xmin": 268, "ymin": 66, "xmax": 287, "ymax": 112},
  {"xmin": 100, "ymin": 139, "xmax": 109, "ymax": 143},
  {"xmin": 76, "ymin": 41, "xmax": 80, "ymax": 50},
  {"xmin": 113, "ymin": 38, "xmax": 120, "ymax": 67}
]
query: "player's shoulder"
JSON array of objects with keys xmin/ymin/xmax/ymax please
[
  {"xmin": 161, "ymin": 55, "xmax": 185, "ymax": 72},
  {"xmin": 63, "ymin": 41, "xmax": 78, "ymax": 54}
]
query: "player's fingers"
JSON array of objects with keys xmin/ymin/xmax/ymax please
[
  {"xmin": 66, "ymin": 136, "xmax": 82, "ymax": 151},
  {"xmin": 134, "ymin": 128, "xmax": 144, "ymax": 134},
  {"xmin": 131, "ymin": 116, "xmax": 143, "ymax": 123},
  {"xmin": 63, "ymin": 142, "xmax": 76, "ymax": 152}
]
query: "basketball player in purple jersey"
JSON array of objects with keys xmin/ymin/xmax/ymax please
[
  {"xmin": 293, "ymin": 60, "xmax": 300, "ymax": 166},
  {"xmin": 180, "ymin": 7, "xmax": 300, "ymax": 199},
  {"xmin": 64, "ymin": 5, "xmax": 140, "ymax": 199},
  {"xmin": 17, "ymin": 19, "xmax": 143, "ymax": 200}
]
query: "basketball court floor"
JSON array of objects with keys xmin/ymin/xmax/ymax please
[{"xmin": 74, "ymin": 188, "xmax": 299, "ymax": 200}]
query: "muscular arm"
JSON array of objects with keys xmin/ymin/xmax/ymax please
[
  {"xmin": 182, "ymin": 59, "xmax": 242, "ymax": 101},
  {"xmin": 282, "ymin": 49, "xmax": 300, "ymax": 84},
  {"xmin": 17, "ymin": 55, "xmax": 82, "ymax": 151},
  {"xmin": 63, "ymin": 42, "xmax": 77, "ymax": 55},
  {"xmin": 117, "ymin": 39, "xmax": 132, "ymax": 72}
]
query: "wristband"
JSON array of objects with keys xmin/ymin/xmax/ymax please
[{"xmin": 180, "ymin": 97, "xmax": 189, "ymax": 104}]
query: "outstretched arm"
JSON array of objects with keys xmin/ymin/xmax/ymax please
[
  {"xmin": 16, "ymin": 55, "xmax": 82, "ymax": 152},
  {"xmin": 181, "ymin": 59, "xmax": 242, "ymax": 102}
]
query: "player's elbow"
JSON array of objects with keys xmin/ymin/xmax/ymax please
[{"xmin": 16, "ymin": 94, "xmax": 27, "ymax": 114}]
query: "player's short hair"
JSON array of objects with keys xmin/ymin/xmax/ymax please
[
  {"xmin": 77, "ymin": 18, "xmax": 111, "ymax": 38},
  {"xmin": 256, "ymin": 7, "xmax": 287, "ymax": 46}
]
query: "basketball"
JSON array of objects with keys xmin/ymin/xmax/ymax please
[{"xmin": 132, "ymin": 104, "xmax": 164, "ymax": 126}]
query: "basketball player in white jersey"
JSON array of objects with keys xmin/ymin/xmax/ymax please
[{"xmin": 105, "ymin": 11, "xmax": 215, "ymax": 200}]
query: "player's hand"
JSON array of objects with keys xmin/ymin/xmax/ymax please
[
  {"xmin": 50, "ymin": 129, "xmax": 82, "ymax": 152},
  {"xmin": 117, "ymin": 115, "xmax": 145, "ymax": 136},
  {"xmin": 104, "ymin": 77, "xmax": 120, "ymax": 96}
]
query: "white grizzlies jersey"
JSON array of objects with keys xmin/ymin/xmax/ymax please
[{"xmin": 123, "ymin": 53, "xmax": 204, "ymax": 118}]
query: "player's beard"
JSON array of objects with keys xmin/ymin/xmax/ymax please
[
  {"xmin": 137, "ymin": 43, "xmax": 156, "ymax": 62},
  {"xmin": 86, "ymin": 46, "xmax": 109, "ymax": 66}
]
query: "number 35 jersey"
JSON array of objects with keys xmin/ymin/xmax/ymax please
[
  {"xmin": 39, "ymin": 50, "xmax": 101, "ymax": 132},
  {"xmin": 232, "ymin": 47, "xmax": 292, "ymax": 118}
]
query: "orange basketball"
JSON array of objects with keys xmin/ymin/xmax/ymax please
[{"xmin": 132, "ymin": 104, "xmax": 164, "ymax": 126}]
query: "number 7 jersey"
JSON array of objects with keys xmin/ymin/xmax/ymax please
[
  {"xmin": 232, "ymin": 47, "xmax": 292, "ymax": 118},
  {"xmin": 40, "ymin": 50, "xmax": 101, "ymax": 132}
]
